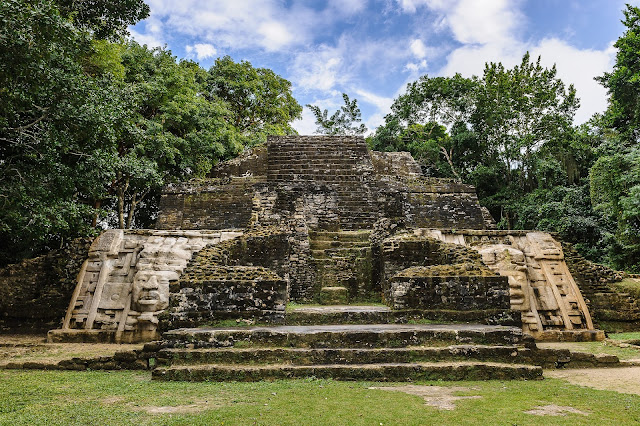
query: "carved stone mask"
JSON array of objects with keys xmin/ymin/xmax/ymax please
[{"xmin": 132, "ymin": 270, "xmax": 177, "ymax": 312}]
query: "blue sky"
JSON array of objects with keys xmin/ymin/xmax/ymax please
[{"xmin": 130, "ymin": 0, "xmax": 636, "ymax": 134}]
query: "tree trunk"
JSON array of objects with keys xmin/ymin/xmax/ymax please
[
  {"xmin": 91, "ymin": 200, "xmax": 101, "ymax": 227},
  {"xmin": 126, "ymin": 193, "xmax": 137, "ymax": 229},
  {"xmin": 439, "ymin": 146, "xmax": 462, "ymax": 183},
  {"xmin": 116, "ymin": 174, "xmax": 129, "ymax": 229}
]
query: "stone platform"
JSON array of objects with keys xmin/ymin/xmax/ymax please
[{"xmin": 151, "ymin": 321, "xmax": 544, "ymax": 382}]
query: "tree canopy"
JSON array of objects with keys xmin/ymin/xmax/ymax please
[{"xmin": 0, "ymin": 0, "xmax": 301, "ymax": 265}]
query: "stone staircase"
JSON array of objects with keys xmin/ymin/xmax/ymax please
[
  {"xmin": 266, "ymin": 136, "xmax": 379, "ymax": 230},
  {"xmin": 309, "ymin": 230, "xmax": 373, "ymax": 304},
  {"xmin": 150, "ymin": 321, "xmax": 543, "ymax": 382}
]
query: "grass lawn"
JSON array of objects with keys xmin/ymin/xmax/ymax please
[
  {"xmin": 2, "ymin": 370, "xmax": 640, "ymax": 425},
  {"xmin": 610, "ymin": 332, "xmax": 640, "ymax": 342},
  {"xmin": 537, "ymin": 341, "xmax": 640, "ymax": 360}
]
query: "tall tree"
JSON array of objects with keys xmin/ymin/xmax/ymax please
[
  {"xmin": 597, "ymin": 4, "xmax": 640, "ymax": 144},
  {"xmin": 55, "ymin": 0, "xmax": 149, "ymax": 39},
  {"xmin": 371, "ymin": 54, "xmax": 579, "ymax": 228},
  {"xmin": 206, "ymin": 56, "xmax": 302, "ymax": 142},
  {"xmin": 103, "ymin": 43, "xmax": 243, "ymax": 229},
  {"xmin": 307, "ymin": 93, "xmax": 368, "ymax": 136}
]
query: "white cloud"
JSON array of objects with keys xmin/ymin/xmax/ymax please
[
  {"xmin": 410, "ymin": 39, "xmax": 428, "ymax": 58},
  {"xmin": 186, "ymin": 43, "xmax": 217, "ymax": 60},
  {"xmin": 419, "ymin": 0, "xmax": 612, "ymax": 124},
  {"xmin": 354, "ymin": 89, "xmax": 394, "ymax": 130},
  {"xmin": 405, "ymin": 59, "xmax": 428, "ymax": 72},
  {"xmin": 292, "ymin": 46, "xmax": 345, "ymax": 92},
  {"xmin": 135, "ymin": 0, "xmax": 315, "ymax": 53},
  {"xmin": 290, "ymin": 35, "xmax": 413, "ymax": 93},
  {"xmin": 129, "ymin": 28, "xmax": 164, "ymax": 48},
  {"xmin": 329, "ymin": 0, "xmax": 367, "ymax": 15},
  {"xmin": 445, "ymin": 0, "xmax": 524, "ymax": 45},
  {"xmin": 257, "ymin": 22, "xmax": 294, "ymax": 51},
  {"xmin": 531, "ymin": 39, "xmax": 616, "ymax": 123},
  {"xmin": 355, "ymin": 89, "xmax": 393, "ymax": 111},
  {"xmin": 396, "ymin": 0, "xmax": 443, "ymax": 14},
  {"xmin": 408, "ymin": 0, "xmax": 523, "ymax": 46},
  {"xmin": 293, "ymin": 108, "xmax": 320, "ymax": 135}
]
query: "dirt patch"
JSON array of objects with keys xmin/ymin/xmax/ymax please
[
  {"xmin": 369, "ymin": 385, "xmax": 481, "ymax": 410},
  {"xmin": 139, "ymin": 404, "xmax": 207, "ymax": 414},
  {"xmin": 102, "ymin": 396, "xmax": 126, "ymax": 404},
  {"xmin": 102, "ymin": 396, "xmax": 219, "ymax": 414},
  {"xmin": 0, "ymin": 336, "xmax": 144, "ymax": 367},
  {"xmin": 524, "ymin": 404, "xmax": 589, "ymax": 416},
  {"xmin": 546, "ymin": 367, "xmax": 640, "ymax": 396}
]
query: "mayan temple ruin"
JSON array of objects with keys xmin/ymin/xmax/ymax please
[{"xmin": 40, "ymin": 135, "xmax": 640, "ymax": 381}]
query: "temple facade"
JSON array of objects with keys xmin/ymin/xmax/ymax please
[{"xmin": 49, "ymin": 136, "xmax": 602, "ymax": 343}]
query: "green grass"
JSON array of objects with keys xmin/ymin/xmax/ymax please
[
  {"xmin": 610, "ymin": 332, "xmax": 640, "ymax": 341},
  {"xmin": 1, "ymin": 370, "xmax": 640, "ymax": 425},
  {"xmin": 538, "ymin": 341, "xmax": 640, "ymax": 360}
]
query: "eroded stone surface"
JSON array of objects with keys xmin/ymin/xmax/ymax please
[{"xmin": 422, "ymin": 229, "xmax": 599, "ymax": 339}]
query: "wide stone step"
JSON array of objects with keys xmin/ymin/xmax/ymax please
[
  {"xmin": 309, "ymin": 231, "xmax": 371, "ymax": 242},
  {"xmin": 152, "ymin": 361, "xmax": 543, "ymax": 382},
  {"xmin": 160, "ymin": 324, "xmax": 524, "ymax": 349},
  {"xmin": 156, "ymin": 344, "xmax": 535, "ymax": 367},
  {"xmin": 311, "ymin": 246, "xmax": 371, "ymax": 259},
  {"xmin": 309, "ymin": 241, "xmax": 370, "ymax": 251},
  {"xmin": 284, "ymin": 306, "xmax": 518, "ymax": 326}
]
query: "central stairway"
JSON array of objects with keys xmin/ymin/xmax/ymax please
[
  {"xmin": 150, "ymin": 311, "xmax": 544, "ymax": 382},
  {"xmin": 309, "ymin": 230, "xmax": 373, "ymax": 304}
]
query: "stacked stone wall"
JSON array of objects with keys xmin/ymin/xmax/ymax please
[
  {"xmin": 161, "ymin": 228, "xmax": 290, "ymax": 329},
  {"xmin": 0, "ymin": 238, "xmax": 91, "ymax": 329},
  {"xmin": 208, "ymin": 146, "xmax": 267, "ymax": 178},
  {"xmin": 562, "ymin": 242, "xmax": 640, "ymax": 325},
  {"xmin": 390, "ymin": 269, "xmax": 509, "ymax": 311},
  {"xmin": 156, "ymin": 178, "xmax": 261, "ymax": 230}
]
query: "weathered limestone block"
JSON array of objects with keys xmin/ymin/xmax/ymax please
[
  {"xmin": 48, "ymin": 229, "xmax": 242, "ymax": 343},
  {"xmin": 389, "ymin": 267, "xmax": 510, "ymax": 311},
  {"xmin": 163, "ymin": 266, "xmax": 287, "ymax": 329},
  {"xmin": 370, "ymin": 151, "xmax": 422, "ymax": 177},
  {"xmin": 159, "ymin": 228, "xmax": 291, "ymax": 329},
  {"xmin": 155, "ymin": 136, "xmax": 491, "ymax": 233}
]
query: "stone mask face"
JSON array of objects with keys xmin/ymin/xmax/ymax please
[{"xmin": 132, "ymin": 270, "xmax": 176, "ymax": 312}]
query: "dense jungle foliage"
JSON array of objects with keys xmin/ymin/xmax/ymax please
[
  {"xmin": 0, "ymin": 0, "xmax": 302, "ymax": 264},
  {"xmin": 0, "ymin": 1, "xmax": 638, "ymax": 272}
]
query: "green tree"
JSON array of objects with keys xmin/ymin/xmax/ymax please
[
  {"xmin": 597, "ymin": 4, "xmax": 640, "ymax": 144},
  {"xmin": 206, "ymin": 56, "xmax": 302, "ymax": 142},
  {"xmin": 101, "ymin": 43, "xmax": 243, "ymax": 229},
  {"xmin": 307, "ymin": 93, "xmax": 368, "ymax": 136},
  {"xmin": 590, "ymin": 149, "xmax": 640, "ymax": 271},
  {"xmin": 55, "ymin": 0, "xmax": 149, "ymax": 39},
  {"xmin": 371, "ymin": 54, "xmax": 579, "ymax": 229},
  {"xmin": 472, "ymin": 53, "xmax": 578, "ymax": 194},
  {"xmin": 387, "ymin": 74, "xmax": 476, "ymax": 128},
  {"xmin": 370, "ymin": 75, "xmax": 481, "ymax": 181},
  {"xmin": 0, "ymin": 0, "xmax": 130, "ymax": 262}
]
